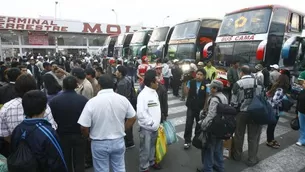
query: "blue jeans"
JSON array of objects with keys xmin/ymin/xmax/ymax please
[
  {"xmin": 201, "ymin": 138, "xmax": 224, "ymax": 172},
  {"xmin": 91, "ymin": 137, "xmax": 126, "ymax": 172},
  {"xmin": 298, "ymin": 112, "xmax": 305, "ymax": 144},
  {"xmin": 139, "ymin": 127, "xmax": 158, "ymax": 171}
]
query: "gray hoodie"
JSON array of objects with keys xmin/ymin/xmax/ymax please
[{"xmin": 200, "ymin": 92, "xmax": 228, "ymax": 130}]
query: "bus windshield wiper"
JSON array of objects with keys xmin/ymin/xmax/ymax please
[{"xmin": 236, "ymin": 31, "xmax": 255, "ymax": 35}]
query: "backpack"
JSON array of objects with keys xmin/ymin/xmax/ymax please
[
  {"xmin": 262, "ymin": 68, "xmax": 271, "ymax": 88},
  {"xmin": 7, "ymin": 130, "xmax": 38, "ymax": 172},
  {"xmin": 8, "ymin": 125, "xmax": 68, "ymax": 172},
  {"xmin": 207, "ymin": 96, "xmax": 237, "ymax": 140},
  {"xmin": 247, "ymin": 80, "xmax": 276, "ymax": 125}
]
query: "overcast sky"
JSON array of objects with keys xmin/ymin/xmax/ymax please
[{"xmin": 0, "ymin": 0, "xmax": 304, "ymax": 27}]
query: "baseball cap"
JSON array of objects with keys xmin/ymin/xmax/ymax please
[
  {"xmin": 209, "ymin": 80, "xmax": 224, "ymax": 91},
  {"xmin": 71, "ymin": 68, "xmax": 86, "ymax": 80},
  {"xmin": 270, "ymin": 64, "xmax": 279, "ymax": 70},
  {"xmin": 198, "ymin": 62, "xmax": 204, "ymax": 66}
]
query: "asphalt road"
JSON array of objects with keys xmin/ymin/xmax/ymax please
[{"xmin": 86, "ymin": 88, "xmax": 305, "ymax": 172}]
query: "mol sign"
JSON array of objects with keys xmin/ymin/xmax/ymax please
[{"xmin": 0, "ymin": 16, "xmax": 150, "ymax": 34}]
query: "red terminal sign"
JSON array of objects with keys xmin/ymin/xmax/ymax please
[
  {"xmin": 0, "ymin": 16, "xmax": 152, "ymax": 34},
  {"xmin": 0, "ymin": 16, "xmax": 68, "ymax": 32}
]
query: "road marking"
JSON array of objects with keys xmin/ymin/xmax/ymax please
[
  {"xmin": 168, "ymin": 116, "xmax": 186, "ymax": 126},
  {"xmin": 241, "ymin": 144, "xmax": 305, "ymax": 172},
  {"xmin": 278, "ymin": 117, "xmax": 289, "ymax": 123},
  {"xmin": 168, "ymin": 99, "xmax": 183, "ymax": 105},
  {"xmin": 168, "ymin": 106, "xmax": 187, "ymax": 115}
]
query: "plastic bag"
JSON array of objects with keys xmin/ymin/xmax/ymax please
[
  {"xmin": 0, "ymin": 154, "xmax": 8, "ymax": 172},
  {"xmin": 163, "ymin": 121, "xmax": 178, "ymax": 145},
  {"xmin": 155, "ymin": 126, "xmax": 167, "ymax": 164}
]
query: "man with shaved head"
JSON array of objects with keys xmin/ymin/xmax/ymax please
[{"xmin": 230, "ymin": 65, "xmax": 263, "ymax": 167}]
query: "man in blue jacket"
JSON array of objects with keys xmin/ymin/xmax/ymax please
[{"xmin": 10, "ymin": 90, "xmax": 67, "ymax": 172}]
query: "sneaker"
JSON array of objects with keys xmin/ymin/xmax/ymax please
[
  {"xmin": 184, "ymin": 143, "xmax": 191, "ymax": 149},
  {"xmin": 150, "ymin": 163, "xmax": 162, "ymax": 170},
  {"xmin": 296, "ymin": 142, "xmax": 303, "ymax": 146}
]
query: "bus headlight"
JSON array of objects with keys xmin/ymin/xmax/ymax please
[{"xmin": 182, "ymin": 64, "xmax": 190, "ymax": 72}]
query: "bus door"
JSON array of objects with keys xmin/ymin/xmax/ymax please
[
  {"xmin": 164, "ymin": 27, "xmax": 175, "ymax": 58},
  {"xmin": 197, "ymin": 20, "xmax": 221, "ymax": 60}
]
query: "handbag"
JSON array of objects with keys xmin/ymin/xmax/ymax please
[
  {"xmin": 192, "ymin": 129, "xmax": 207, "ymax": 149},
  {"xmin": 155, "ymin": 126, "xmax": 167, "ymax": 164},
  {"xmin": 290, "ymin": 117, "xmax": 300, "ymax": 130}
]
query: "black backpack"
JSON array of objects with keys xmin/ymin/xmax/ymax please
[
  {"xmin": 207, "ymin": 96, "xmax": 237, "ymax": 140},
  {"xmin": 262, "ymin": 68, "xmax": 271, "ymax": 88},
  {"xmin": 7, "ymin": 130, "xmax": 38, "ymax": 172}
]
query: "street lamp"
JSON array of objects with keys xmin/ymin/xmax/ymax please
[
  {"xmin": 163, "ymin": 16, "xmax": 170, "ymax": 26},
  {"xmin": 111, "ymin": 9, "xmax": 118, "ymax": 24},
  {"xmin": 55, "ymin": 1, "xmax": 58, "ymax": 19}
]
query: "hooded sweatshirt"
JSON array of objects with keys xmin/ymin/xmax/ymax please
[{"xmin": 136, "ymin": 86, "xmax": 161, "ymax": 131}]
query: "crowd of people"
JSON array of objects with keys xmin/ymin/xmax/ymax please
[{"xmin": 0, "ymin": 53, "xmax": 304, "ymax": 172}]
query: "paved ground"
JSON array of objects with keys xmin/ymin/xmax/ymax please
[{"xmin": 86, "ymin": 86, "xmax": 305, "ymax": 172}]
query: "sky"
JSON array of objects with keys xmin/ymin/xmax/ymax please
[{"xmin": 0, "ymin": 0, "xmax": 304, "ymax": 27}]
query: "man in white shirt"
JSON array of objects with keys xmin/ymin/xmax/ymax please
[
  {"xmin": 78, "ymin": 75, "xmax": 136, "ymax": 172},
  {"xmin": 162, "ymin": 59, "xmax": 170, "ymax": 91},
  {"xmin": 137, "ymin": 70, "xmax": 162, "ymax": 171},
  {"xmin": 270, "ymin": 64, "xmax": 281, "ymax": 85}
]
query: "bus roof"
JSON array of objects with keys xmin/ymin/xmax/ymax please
[
  {"xmin": 135, "ymin": 29, "xmax": 153, "ymax": 32},
  {"xmin": 177, "ymin": 18, "xmax": 222, "ymax": 24},
  {"xmin": 226, "ymin": 4, "xmax": 305, "ymax": 16}
]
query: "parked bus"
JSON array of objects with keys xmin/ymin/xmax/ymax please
[
  {"xmin": 98, "ymin": 35, "xmax": 118, "ymax": 57},
  {"xmin": 167, "ymin": 18, "xmax": 222, "ymax": 62},
  {"xmin": 204, "ymin": 5, "xmax": 305, "ymax": 72},
  {"xmin": 128, "ymin": 29, "xmax": 153, "ymax": 59},
  {"xmin": 147, "ymin": 26, "xmax": 174, "ymax": 62},
  {"xmin": 114, "ymin": 33, "xmax": 133, "ymax": 58}
]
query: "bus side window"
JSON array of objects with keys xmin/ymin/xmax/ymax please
[{"xmin": 290, "ymin": 13, "xmax": 301, "ymax": 33}]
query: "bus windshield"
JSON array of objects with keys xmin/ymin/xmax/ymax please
[
  {"xmin": 103, "ymin": 36, "xmax": 111, "ymax": 46},
  {"xmin": 218, "ymin": 8, "xmax": 272, "ymax": 36},
  {"xmin": 167, "ymin": 44, "xmax": 195, "ymax": 60},
  {"xmin": 131, "ymin": 31, "xmax": 146, "ymax": 44},
  {"xmin": 171, "ymin": 21, "xmax": 200, "ymax": 40},
  {"xmin": 115, "ymin": 35, "xmax": 125, "ymax": 46},
  {"xmin": 150, "ymin": 27, "xmax": 169, "ymax": 42}
]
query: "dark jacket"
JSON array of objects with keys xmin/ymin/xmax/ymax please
[
  {"xmin": 49, "ymin": 91, "xmax": 88, "ymax": 136},
  {"xmin": 27, "ymin": 64, "xmax": 40, "ymax": 79},
  {"xmin": 297, "ymin": 90, "xmax": 305, "ymax": 114},
  {"xmin": 11, "ymin": 119, "xmax": 67, "ymax": 172},
  {"xmin": 227, "ymin": 67, "xmax": 239, "ymax": 86},
  {"xmin": 156, "ymin": 84, "xmax": 168, "ymax": 120},
  {"xmin": 186, "ymin": 79, "xmax": 207, "ymax": 111},
  {"xmin": 0, "ymin": 83, "xmax": 18, "ymax": 105}
]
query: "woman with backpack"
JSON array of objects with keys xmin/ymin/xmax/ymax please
[{"xmin": 197, "ymin": 80, "xmax": 228, "ymax": 172}]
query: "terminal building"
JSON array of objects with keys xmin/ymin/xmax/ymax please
[{"xmin": 0, "ymin": 15, "xmax": 151, "ymax": 59}]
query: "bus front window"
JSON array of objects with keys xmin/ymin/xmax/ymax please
[
  {"xmin": 168, "ymin": 44, "xmax": 195, "ymax": 60},
  {"xmin": 131, "ymin": 32, "xmax": 146, "ymax": 44},
  {"xmin": 150, "ymin": 27, "xmax": 169, "ymax": 42},
  {"xmin": 171, "ymin": 21, "xmax": 200, "ymax": 40},
  {"xmin": 219, "ymin": 8, "xmax": 272, "ymax": 36}
]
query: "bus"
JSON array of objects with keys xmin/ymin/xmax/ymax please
[
  {"xmin": 167, "ymin": 18, "xmax": 222, "ymax": 62},
  {"xmin": 113, "ymin": 33, "xmax": 133, "ymax": 58},
  {"xmin": 146, "ymin": 26, "xmax": 174, "ymax": 62},
  {"xmin": 99, "ymin": 35, "xmax": 118, "ymax": 57},
  {"xmin": 204, "ymin": 5, "xmax": 305, "ymax": 73},
  {"xmin": 128, "ymin": 29, "xmax": 153, "ymax": 59}
]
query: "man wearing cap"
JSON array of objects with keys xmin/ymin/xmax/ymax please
[
  {"xmin": 270, "ymin": 64, "xmax": 281, "ymax": 85},
  {"xmin": 198, "ymin": 80, "xmax": 227, "ymax": 172},
  {"xmin": 197, "ymin": 61, "xmax": 204, "ymax": 69},
  {"xmin": 72, "ymin": 68, "xmax": 94, "ymax": 100}
]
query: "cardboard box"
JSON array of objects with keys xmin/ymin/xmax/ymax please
[{"xmin": 223, "ymin": 138, "xmax": 232, "ymax": 159}]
